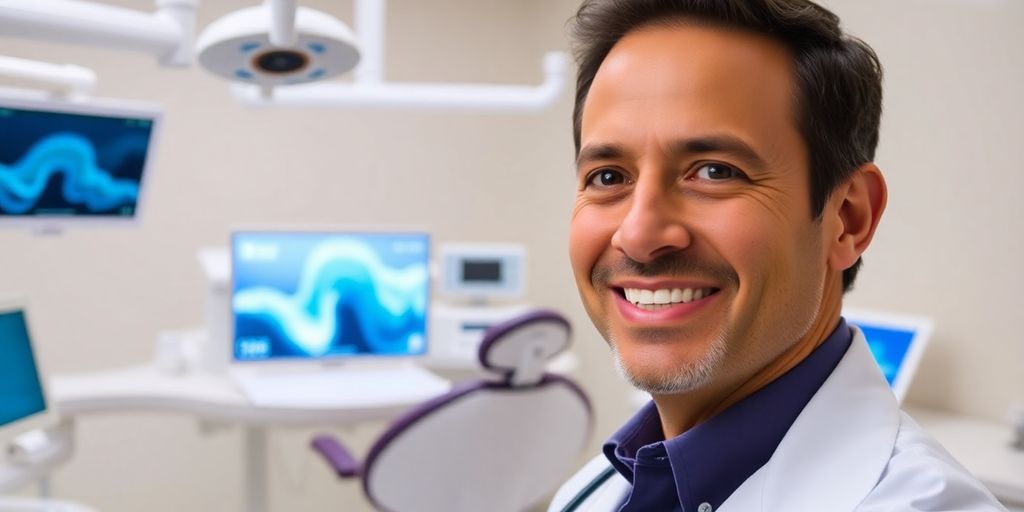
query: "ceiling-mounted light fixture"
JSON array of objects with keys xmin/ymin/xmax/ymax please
[{"xmin": 195, "ymin": 0, "xmax": 360, "ymax": 92}]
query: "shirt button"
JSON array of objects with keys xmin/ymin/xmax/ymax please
[{"xmin": 697, "ymin": 503, "xmax": 713, "ymax": 512}]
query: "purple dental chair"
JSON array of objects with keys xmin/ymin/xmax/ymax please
[{"xmin": 311, "ymin": 310, "xmax": 593, "ymax": 512}]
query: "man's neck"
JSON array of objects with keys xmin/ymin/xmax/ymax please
[{"xmin": 652, "ymin": 271, "xmax": 844, "ymax": 439}]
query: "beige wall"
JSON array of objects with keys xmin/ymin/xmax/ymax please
[{"xmin": 0, "ymin": 0, "xmax": 1021, "ymax": 510}]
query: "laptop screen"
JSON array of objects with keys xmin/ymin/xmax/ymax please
[
  {"xmin": 859, "ymin": 325, "xmax": 915, "ymax": 386},
  {"xmin": 0, "ymin": 309, "xmax": 47, "ymax": 428},
  {"xmin": 844, "ymin": 310, "xmax": 933, "ymax": 402},
  {"xmin": 231, "ymin": 230, "xmax": 431, "ymax": 362}
]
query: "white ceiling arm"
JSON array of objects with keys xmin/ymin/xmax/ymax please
[
  {"xmin": 0, "ymin": 56, "xmax": 97, "ymax": 95},
  {"xmin": 0, "ymin": 0, "xmax": 198, "ymax": 67},
  {"xmin": 266, "ymin": 0, "xmax": 297, "ymax": 47},
  {"xmin": 231, "ymin": 51, "xmax": 570, "ymax": 112},
  {"xmin": 354, "ymin": 0, "xmax": 384, "ymax": 84}
]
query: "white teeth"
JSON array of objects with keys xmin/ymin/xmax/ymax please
[{"xmin": 623, "ymin": 287, "xmax": 715, "ymax": 307}]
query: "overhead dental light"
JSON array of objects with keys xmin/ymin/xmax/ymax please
[
  {"xmin": 217, "ymin": 0, "xmax": 571, "ymax": 112},
  {"xmin": 195, "ymin": 0, "xmax": 360, "ymax": 91}
]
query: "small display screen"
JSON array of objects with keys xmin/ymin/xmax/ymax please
[
  {"xmin": 232, "ymin": 231, "xmax": 431, "ymax": 361},
  {"xmin": 462, "ymin": 260, "xmax": 502, "ymax": 283},
  {"xmin": 0, "ymin": 310, "xmax": 47, "ymax": 427},
  {"xmin": 0, "ymin": 105, "xmax": 155, "ymax": 218}
]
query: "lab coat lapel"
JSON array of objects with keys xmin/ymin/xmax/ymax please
[{"xmin": 719, "ymin": 328, "xmax": 900, "ymax": 512}]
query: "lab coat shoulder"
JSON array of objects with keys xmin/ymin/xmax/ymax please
[{"xmin": 854, "ymin": 412, "xmax": 1005, "ymax": 511}]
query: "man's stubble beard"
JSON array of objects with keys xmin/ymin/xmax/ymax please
[{"xmin": 607, "ymin": 323, "xmax": 731, "ymax": 395}]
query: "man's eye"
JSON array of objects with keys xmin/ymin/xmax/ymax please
[
  {"xmin": 693, "ymin": 163, "xmax": 743, "ymax": 180},
  {"xmin": 588, "ymin": 169, "xmax": 628, "ymax": 187}
]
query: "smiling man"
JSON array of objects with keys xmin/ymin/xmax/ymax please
[{"xmin": 549, "ymin": 1, "xmax": 1005, "ymax": 511}]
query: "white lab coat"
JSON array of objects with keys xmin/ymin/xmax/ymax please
[{"xmin": 549, "ymin": 328, "xmax": 1007, "ymax": 512}]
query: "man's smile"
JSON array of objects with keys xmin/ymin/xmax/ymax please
[
  {"xmin": 620, "ymin": 286, "xmax": 721, "ymax": 310},
  {"xmin": 607, "ymin": 279, "xmax": 725, "ymax": 324}
]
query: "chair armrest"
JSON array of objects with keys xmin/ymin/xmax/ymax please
[{"xmin": 311, "ymin": 435, "xmax": 361, "ymax": 478}]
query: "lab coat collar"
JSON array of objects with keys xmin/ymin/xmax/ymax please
[{"xmin": 719, "ymin": 327, "xmax": 900, "ymax": 511}]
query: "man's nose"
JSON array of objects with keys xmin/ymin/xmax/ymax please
[{"xmin": 610, "ymin": 180, "xmax": 692, "ymax": 264}]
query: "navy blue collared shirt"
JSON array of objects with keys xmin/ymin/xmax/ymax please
[{"xmin": 604, "ymin": 319, "xmax": 854, "ymax": 512}]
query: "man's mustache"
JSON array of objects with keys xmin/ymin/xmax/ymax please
[{"xmin": 591, "ymin": 253, "xmax": 739, "ymax": 288}]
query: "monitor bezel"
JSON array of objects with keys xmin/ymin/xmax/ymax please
[
  {"xmin": 229, "ymin": 227, "xmax": 433, "ymax": 367},
  {"xmin": 843, "ymin": 307, "xmax": 934, "ymax": 403},
  {"xmin": 0, "ymin": 295, "xmax": 59, "ymax": 449},
  {"xmin": 0, "ymin": 87, "xmax": 163, "ymax": 230}
]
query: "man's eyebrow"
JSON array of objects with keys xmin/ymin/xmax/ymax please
[
  {"xmin": 672, "ymin": 134, "xmax": 768, "ymax": 169},
  {"xmin": 576, "ymin": 135, "xmax": 768, "ymax": 169},
  {"xmin": 576, "ymin": 143, "xmax": 629, "ymax": 168}
]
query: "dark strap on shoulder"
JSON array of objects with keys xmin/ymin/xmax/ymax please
[{"xmin": 559, "ymin": 465, "xmax": 618, "ymax": 512}]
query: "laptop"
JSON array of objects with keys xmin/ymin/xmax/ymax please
[
  {"xmin": 843, "ymin": 308, "xmax": 934, "ymax": 404},
  {"xmin": 229, "ymin": 229, "xmax": 449, "ymax": 409}
]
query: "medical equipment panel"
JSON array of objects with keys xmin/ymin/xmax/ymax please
[
  {"xmin": 231, "ymin": 230, "xmax": 431, "ymax": 362},
  {"xmin": 439, "ymin": 243, "xmax": 525, "ymax": 301}
]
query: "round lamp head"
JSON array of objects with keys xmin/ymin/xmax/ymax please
[{"xmin": 196, "ymin": 6, "xmax": 359, "ymax": 87}]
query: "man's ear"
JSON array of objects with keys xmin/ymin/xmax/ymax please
[{"xmin": 827, "ymin": 163, "xmax": 888, "ymax": 272}]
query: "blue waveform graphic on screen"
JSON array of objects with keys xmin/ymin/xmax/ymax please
[
  {"xmin": 233, "ymin": 234, "xmax": 430, "ymax": 360},
  {"xmin": 0, "ymin": 133, "xmax": 139, "ymax": 214},
  {"xmin": 0, "ymin": 105, "xmax": 153, "ymax": 218}
]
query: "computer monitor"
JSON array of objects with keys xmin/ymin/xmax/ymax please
[
  {"xmin": 0, "ymin": 297, "xmax": 57, "ymax": 448},
  {"xmin": 0, "ymin": 89, "xmax": 162, "ymax": 230},
  {"xmin": 843, "ymin": 308, "xmax": 934, "ymax": 403},
  {"xmin": 231, "ymin": 230, "xmax": 431, "ymax": 362}
]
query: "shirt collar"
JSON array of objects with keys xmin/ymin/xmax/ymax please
[{"xmin": 604, "ymin": 318, "xmax": 854, "ymax": 510}]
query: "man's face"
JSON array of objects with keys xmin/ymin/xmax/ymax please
[{"xmin": 570, "ymin": 24, "xmax": 832, "ymax": 394}]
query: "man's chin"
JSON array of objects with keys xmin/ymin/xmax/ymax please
[{"xmin": 611, "ymin": 338, "xmax": 727, "ymax": 395}]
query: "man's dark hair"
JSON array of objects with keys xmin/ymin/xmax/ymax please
[{"xmin": 570, "ymin": 0, "xmax": 883, "ymax": 292}]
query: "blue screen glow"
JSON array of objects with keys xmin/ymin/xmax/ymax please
[
  {"xmin": 232, "ymin": 231, "xmax": 431, "ymax": 361},
  {"xmin": 0, "ymin": 310, "xmax": 47, "ymax": 427},
  {"xmin": 0, "ymin": 106, "xmax": 154, "ymax": 217},
  {"xmin": 853, "ymin": 323, "xmax": 916, "ymax": 386}
]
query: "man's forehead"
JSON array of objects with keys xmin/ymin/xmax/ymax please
[
  {"xmin": 596, "ymin": 23, "xmax": 793, "ymax": 94},
  {"xmin": 580, "ymin": 23, "xmax": 798, "ymax": 150}
]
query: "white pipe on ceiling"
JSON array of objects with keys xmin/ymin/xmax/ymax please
[
  {"xmin": 0, "ymin": 0, "xmax": 197, "ymax": 66},
  {"xmin": 232, "ymin": 51, "xmax": 569, "ymax": 112},
  {"xmin": 0, "ymin": 56, "xmax": 97, "ymax": 95}
]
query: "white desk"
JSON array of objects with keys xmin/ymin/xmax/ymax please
[
  {"xmin": 909, "ymin": 407, "xmax": 1024, "ymax": 508},
  {"xmin": 50, "ymin": 364, "xmax": 452, "ymax": 512}
]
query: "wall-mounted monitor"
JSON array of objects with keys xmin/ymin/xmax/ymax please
[
  {"xmin": 231, "ymin": 229, "xmax": 431, "ymax": 362},
  {"xmin": 0, "ymin": 89, "xmax": 162, "ymax": 230}
]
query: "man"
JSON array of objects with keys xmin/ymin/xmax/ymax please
[{"xmin": 550, "ymin": 0, "xmax": 1006, "ymax": 511}]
